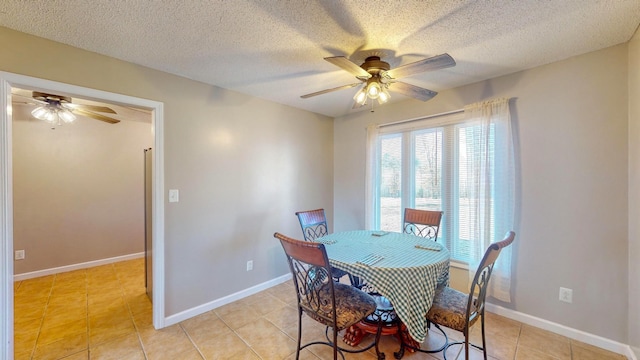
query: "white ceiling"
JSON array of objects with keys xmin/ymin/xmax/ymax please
[{"xmin": 1, "ymin": 1, "xmax": 638, "ymax": 118}]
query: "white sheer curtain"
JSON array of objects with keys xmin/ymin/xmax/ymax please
[
  {"xmin": 364, "ymin": 124, "xmax": 380, "ymax": 230},
  {"xmin": 463, "ymin": 98, "xmax": 515, "ymax": 302}
]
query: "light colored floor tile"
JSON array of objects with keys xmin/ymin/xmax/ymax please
[
  {"xmin": 132, "ymin": 309, "xmax": 153, "ymax": 329},
  {"xmin": 263, "ymin": 303, "xmax": 299, "ymax": 330},
  {"xmin": 192, "ymin": 327, "xmax": 256, "ymax": 359},
  {"xmin": 32, "ymin": 332, "xmax": 88, "ymax": 360},
  {"xmin": 89, "ymin": 333, "xmax": 144, "ymax": 360},
  {"xmin": 181, "ymin": 315, "xmax": 229, "ymax": 345},
  {"xmin": 143, "ymin": 338, "xmax": 204, "ymax": 360},
  {"xmin": 570, "ymin": 340, "xmax": 627, "ymax": 360},
  {"xmin": 138, "ymin": 323, "xmax": 191, "ymax": 348},
  {"xmin": 265, "ymin": 282, "xmax": 298, "ymax": 305},
  {"xmin": 13, "ymin": 328, "xmax": 38, "ymax": 354},
  {"xmin": 517, "ymin": 325, "xmax": 571, "ymax": 360},
  {"xmin": 37, "ymin": 318, "xmax": 87, "ymax": 346},
  {"xmin": 14, "ymin": 350, "xmax": 33, "ymax": 360},
  {"xmin": 283, "ymin": 348, "xmax": 320, "ymax": 360},
  {"xmin": 88, "ymin": 314, "xmax": 136, "ymax": 346},
  {"xmin": 59, "ymin": 350, "xmax": 89, "ymax": 360},
  {"xmin": 125, "ymin": 293, "xmax": 153, "ymax": 315},
  {"xmin": 13, "ymin": 260, "xmax": 629, "ymax": 360},
  {"xmin": 242, "ymin": 291, "xmax": 288, "ymax": 316},
  {"xmin": 515, "ymin": 345, "xmax": 561, "ymax": 360},
  {"xmin": 235, "ymin": 317, "xmax": 299, "ymax": 359},
  {"xmin": 215, "ymin": 302, "xmax": 263, "ymax": 330},
  {"xmin": 41, "ymin": 310, "xmax": 87, "ymax": 330}
]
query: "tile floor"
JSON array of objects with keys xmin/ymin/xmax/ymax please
[{"xmin": 13, "ymin": 258, "xmax": 626, "ymax": 360}]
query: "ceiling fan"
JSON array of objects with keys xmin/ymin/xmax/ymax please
[
  {"xmin": 301, "ymin": 53, "xmax": 456, "ymax": 108},
  {"xmin": 14, "ymin": 91, "xmax": 120, "ymax": 126}
]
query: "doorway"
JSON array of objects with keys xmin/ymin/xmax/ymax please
[{"xmin": 0, "ymin": 72, "xmax": 166, "ymax": 360}]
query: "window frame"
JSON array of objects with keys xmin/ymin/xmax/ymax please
[{"xmin": 374, "ymin": 111, "xmax": 497, "ymax": 263}]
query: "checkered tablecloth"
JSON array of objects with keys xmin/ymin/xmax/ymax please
[{"xmin": 319, "ymin": 230, "xmax": 450, "ymax": 343}]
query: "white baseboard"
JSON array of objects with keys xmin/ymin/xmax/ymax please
[
  {"xmin": 486, "ymin": 303, "xmax": 635, "ymax": 359},
  {"xmin": 13, "ymin": 252, "xmax": 145, "ymax": 281},
  {"xmin": 164, "ymin": 273, "xmax": 292, "ymax": 327}
]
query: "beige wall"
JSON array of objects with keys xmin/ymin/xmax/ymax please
[
  {"xmin": 0, "ymin": 26, "xmax": 334, "ymax": 315},
  {"xmin": 334, "ymin": 45, "xmax": 629, "ymax": 342},
  {"xmin": 12, "ymin": 104, "xmax": 151, "ymax": 274},
  {"xmin": 629, "ymin": 27, "xmax": 640, "ymax": 356}
]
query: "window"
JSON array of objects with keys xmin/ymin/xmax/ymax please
[{"xmin": 373, "ymin": 113, "xmax": 497, "ymax": 263}]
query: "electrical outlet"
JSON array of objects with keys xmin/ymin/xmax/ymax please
[
  {"xmin": 168, "ymin": 189, "xmax": 179, "ymax": 203},
  {"xmin": 559, "ymin": 287, "xmax": 573, "ymax": 303},
  {"xmin": 246, "ymin": 260, "xmax": 253, "ymax": 271},
  {"xmin": 15, "ymin": 250, "xmax": 25, "ymax": 260}
]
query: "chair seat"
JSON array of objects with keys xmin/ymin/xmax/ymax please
[
  {"xmin": 426, "ymin": 286, "xmax": 478, "ymax": 332},
  {"xmin": 303, "ymin": 282, "xmax": 376, "ymax": 331}
]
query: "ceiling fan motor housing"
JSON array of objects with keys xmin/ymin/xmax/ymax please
[
  {"xmin": 32, "ymin": 91, "xmax": 72, "ymax": 105},
  {"xmin": 360, "ymin": 56, "xmax": 391, "ymax": 75}
]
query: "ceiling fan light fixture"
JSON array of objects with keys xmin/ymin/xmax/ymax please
[
  {"xmin": 378, "ymin": 88, "xmax": 390, "ymax": 104},
  {"xmin": 58, "ymin": 108, "xmax": 76, "ymax": 123},
  {"xmin": 31, "ymin": 105, "xmax": 56, "ymax": 122},
  {"xmin": 302, "ymin": 53, "xmax": 455, "ymax": 109},
  {"xmin": 31, "ymin": 104, "xmax": 76, "ymax": 125},
  {"xmin": 354, "ymin": 87, "xmax": 367, "ymax": 105},
  {"xmin": 366, "ymin": 78, "xmax": 381, "ymax": 99}
]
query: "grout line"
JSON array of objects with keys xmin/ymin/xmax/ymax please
[
  {"xmin": 117, "ymin": 261, "xmax": 150, "ymax": 360},
  {"xmin": 213, "ymin": 306, "xmax": 265, "ymax": 359},
  {"xmin": 179, "ymin": 322, "xmax": 205, "ymax": 359},
  {"xmin": 30, "ymin": 275, "xmax": 56, "ymax": 359}
]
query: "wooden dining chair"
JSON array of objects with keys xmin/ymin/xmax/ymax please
[
  {"xmin": 295, "ymin": 208, "xmax": 352, "ymax": 283},
  {"xmin": 403, "ymin": 208, "xmax": 443, "ymax": 241},
  {"xmin": 412, "ymin": 231, "xmax": 516, "ymax": 360},
  {"xmin": 296, "ymin": 208, "xmax": 329, "ymax": 241},
  {"xmin": 274, "ymin": 232, "xmax": 382, "ymax": 360}
]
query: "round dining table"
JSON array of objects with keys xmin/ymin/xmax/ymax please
[{"xmin": 318, "ymin": 230, "xmax": 450, "ymax": 344}]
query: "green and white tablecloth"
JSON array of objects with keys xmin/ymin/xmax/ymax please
[{"xmin": 319, "ymin": 230, "xmax": 450, "ymax": 343}]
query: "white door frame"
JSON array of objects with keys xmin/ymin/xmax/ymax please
[{"xmin": 0, "ymin": 72, "xmax": 166, "ymax": 360}]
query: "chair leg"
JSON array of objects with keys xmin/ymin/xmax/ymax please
[
  {"xmin": 296, "ymin": 309, "xmax": 303, "ymax": 360},
  {"xmin": 464, "ymin": 336, "xmax": 470, "ymax": 360},
  {"xmin": 481, "ymin": 314, "xmax": 487, "ymax": 360},
  {"xmin": 332, "ymin": 325, "xmax": 339, "ymax": 360}
]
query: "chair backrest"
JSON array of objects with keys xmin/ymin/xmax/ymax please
[
  {"xmin": 295, "ymin": 208, "xmax": 328, "ymax": 241},
  {"xmin": 274, "ymin": 232, "xmax": 336, "ymax": 324},
  {"xmin": 466, "ymin": 231, "xmax": 516, "ymax": 322},
  {"xmin": 403, "ymin": 208, "xmax": 443, "ymax": 241}
]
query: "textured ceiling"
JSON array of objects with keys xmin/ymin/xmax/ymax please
[{"xmin": 1, "ymin": 0, "xmax": 639, "ymax": 118}]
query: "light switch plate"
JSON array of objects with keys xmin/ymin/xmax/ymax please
[{"xmin": 169, "ymin": 189, "xmax": 179, "ymax": 203}]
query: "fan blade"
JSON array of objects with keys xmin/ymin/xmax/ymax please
[
  {"xmin": 301, "ymin": 83, "xmax": 362, "ymax": 99},
  {"xmin": 390, "ymin": 81, "xmax": 437, "ymax": 101},
  {"xmin": 324, "ymin": 56, "xmax": 371, "ymax": 79},
  {"xmin": 72, "ymin": 108, "xmax": 120, "ymax": 124},
  {"xmin": 12, "ymin": 93, "xmax": 48, "ymax": 106},
  {"xmin": 383, "ymin": 53, "xmax": 455, "ymax": 80},
  {"xmin": 65, "ymin": 103, "xmax": 117, "ymax": 114}
]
